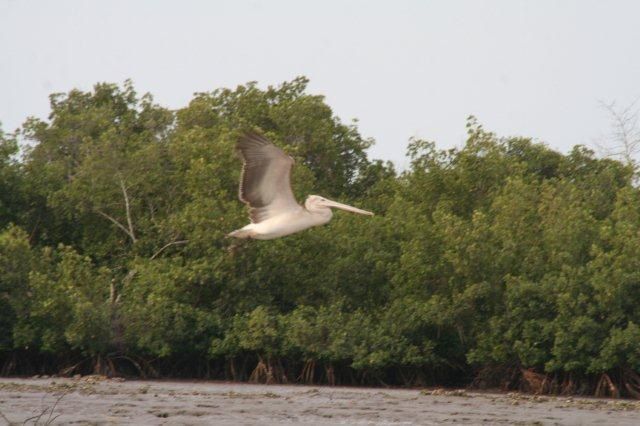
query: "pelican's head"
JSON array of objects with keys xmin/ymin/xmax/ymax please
[{"xmin": 305, "ymin": 195, "xmax": 374, "ymax": 216}]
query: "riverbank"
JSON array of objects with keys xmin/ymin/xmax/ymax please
[{"xmin": 1, "ymin": 377, "xmax": 639, "ymax": 425}]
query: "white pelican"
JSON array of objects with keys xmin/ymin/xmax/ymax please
[{"xmin": 228, "ymin": 132, "xmax": 374, "ymax": 240}]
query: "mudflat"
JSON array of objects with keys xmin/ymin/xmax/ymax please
[{"xmin": 0, "ymin": 377, "xmax": 639, "ymax": 425}]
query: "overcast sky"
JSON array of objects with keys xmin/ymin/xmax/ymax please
[{"xmin": 2, "ymin": 0, "xmax": 639, "ymax": 168}]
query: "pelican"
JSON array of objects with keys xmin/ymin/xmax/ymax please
[{"xmin": 228, "ymin": 132, "xmax": 373, "ymax": 239}]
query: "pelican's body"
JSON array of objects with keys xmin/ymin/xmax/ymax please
[
  {"xmin": 230, "ymin": 203, "xmax": 331, "ymax": 240},
  {"xmin": 228, "ymin": 132, "xmax": 372, "ymax": 240}
]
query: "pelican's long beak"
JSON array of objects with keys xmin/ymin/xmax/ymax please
[{"xmin": 324, "ymin": 199, "xmax": 374, "ymax": 216}]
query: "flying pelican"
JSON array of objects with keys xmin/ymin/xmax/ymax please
[{"xmin": 228, "ymin": 132, "xmax": 373, "ymax": 240}]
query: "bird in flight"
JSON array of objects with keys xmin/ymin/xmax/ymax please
[{"xmin": 228, "ymin": 132, "xmax": 373, "ymax": 240}]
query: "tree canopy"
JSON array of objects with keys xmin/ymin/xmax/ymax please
[{"xmin": 1, "ymin": 78, "xmax": 639, "ymax": 397}]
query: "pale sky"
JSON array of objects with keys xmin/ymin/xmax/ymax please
[{"xmin": 2, "ymin": 0, "xmax": 639, "ymax": 168}]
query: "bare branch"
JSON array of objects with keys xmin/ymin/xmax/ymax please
[
  {"xmin": 95, "ymin": 209, "xmax": 135, "ymax": 242},
  {"xmin": 22, "ymin": 389, "xmax": 68, "ymax": 425},
  {"xmin": 46, "ymin": 414, "xmax": 61, "ymax": 425},
  {"xmin": 45, "ymin": 391, "xmax": 68, "ymax": 425},
  {"xmin": 0, "ymin": 408, "xmax": 12, "ymax": 425},
  {"xmin": 598, "ymin": 98, "xmax": 640, "ymax": 167},
  {"xmin": 123, "ymin": 269, "xmax": 137, "ymax": 285},
  {"xmin": 150, "ymin": 240, "xmax": 189, "ymax": 260},
  {"xmin": 119, "ymin": 177, "xmax": 137, "ymax": 243},
  {"xmin": 114, "ymin": 269, "xmax": 138, "ymax": 305},
  {"xmin": 23, "ymin": 406, "xmax": 49, "ymax": 424},
  {"xmin": 110, "ymin": 280, "xmax": 116, "ymax": 305}
]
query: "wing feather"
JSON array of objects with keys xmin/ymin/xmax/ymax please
[{"xmin": 237, "ymin": 132, "xmax": 299, "ymax": 223}]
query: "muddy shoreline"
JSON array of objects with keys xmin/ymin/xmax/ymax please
[{"xmin": 1, "ymin": 377, "xmax": 639, "ymax": 425}]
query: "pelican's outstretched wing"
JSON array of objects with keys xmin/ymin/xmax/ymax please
[{"xmin": 236, "ymin": 132, "xmax": 300, "ymax": 223}]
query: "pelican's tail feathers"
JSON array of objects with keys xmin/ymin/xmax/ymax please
[{"xmin": 227, "ymin": 227, "xmax": 256, "ymax": 239}]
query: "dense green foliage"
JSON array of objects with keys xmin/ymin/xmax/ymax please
[{"xmin": 1, "ymin": 78, "xmax": 639, "ymax": 397}]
